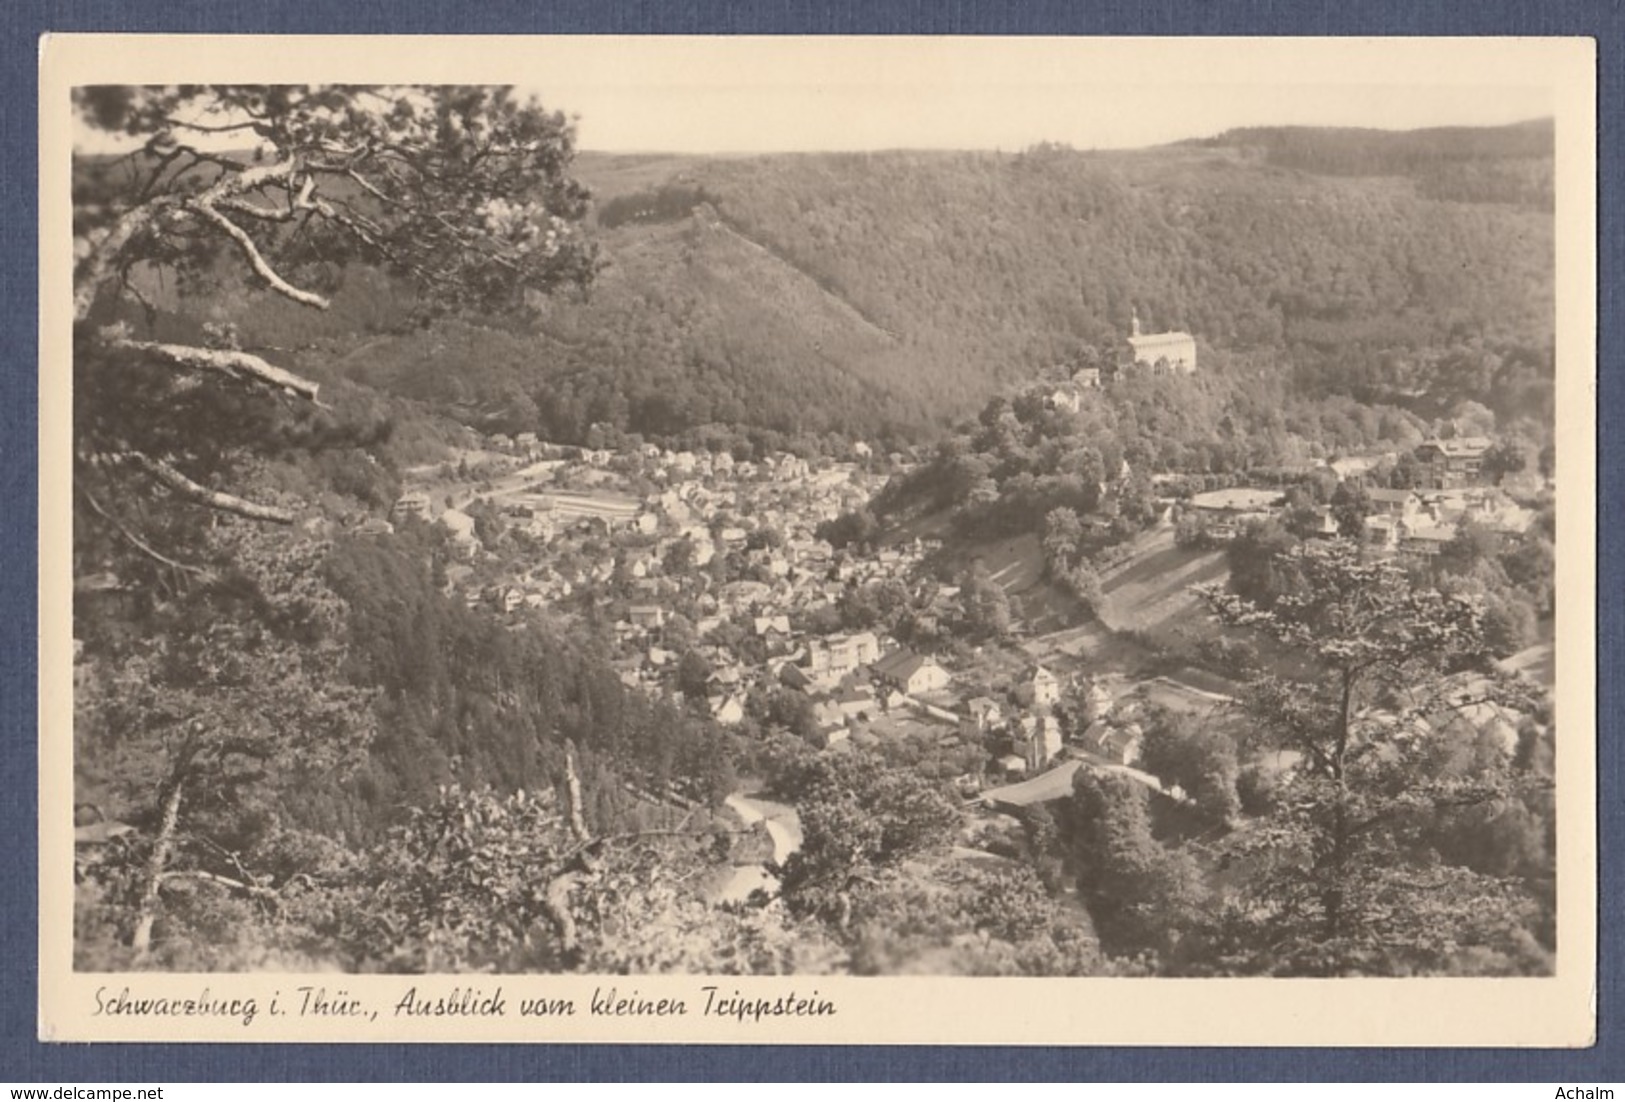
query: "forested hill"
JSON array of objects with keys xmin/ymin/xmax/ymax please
[
  {"xmin": 1188, "ymin": 118, "xmax": 1553, "ymax": 206},
  {"xmin": 186, "ymin": 122, "xmax": 1554, "ymax": 448}
]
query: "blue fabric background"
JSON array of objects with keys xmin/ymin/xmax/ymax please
[{"xmin": 6, "ymin": 0, "xmax": 1618, "ymax": 1081}]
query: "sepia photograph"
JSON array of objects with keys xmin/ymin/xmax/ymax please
[{"xmin": 39, "ymin": 35, "xmax": 1596, "ymax": 1045}]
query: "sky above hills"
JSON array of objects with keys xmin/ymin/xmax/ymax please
[
  {"xmin": 67, "ymin": 37, "xmax": 1562, "ymax": 156},
  {"xmin": 549, "ymin": 82, "xmax": 1549, "ymax": 154},
  {"xmin": 510, "ymin": 38, "xmax": 1555, "ymax": 153}
]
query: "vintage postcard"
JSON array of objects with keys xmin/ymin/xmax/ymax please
[{"xmin": 39, "ymin": 35, "xmax": 1596, "ymax": 1045}]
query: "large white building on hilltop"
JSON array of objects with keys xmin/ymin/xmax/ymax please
[{"xmin": 1127, "ymin": 310, "xmax": 1197, "ymax": 375}]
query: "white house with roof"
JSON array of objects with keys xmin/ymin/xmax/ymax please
[
  {"xmin": 1415, "ymin": 436, "xmax": 1493, "ymax": 489},
  {"xmin": 804, "ymin": 631, "xmax": 882, "ymax": 682},
  {"xmin": 1303, "ymin": 507, "xmax": 1340, "ymax": 538},
  {"xmin": 627, "ymin": 605, "xmax": 666, "ymax": 631},
  {"xmin": 1017, "ymin": 714, "xmax": 1065, "ymax": 771},
  {"xmin": 1187, "ymin": 487, "xmax": 1285, "ymax": 541},
  {"xmin": 1083, "ymin": 718, "xmax": 1144, "ymax": 765},
  {"xmin": 1127, "ymin": 310, "xmax": 1197, "ymax": 374},
  {"xmin": 753, "ymin": 614, "xmax": 792, "ymax": 637},
  {"xmin": 965, "ymin": 696, "xmax": 1005, "ymax": 733},
  {"xmin": 1365, "ymin": 514, "xmax": 1403, "ymax": 552},
  {"xmin": 872, "ymin": 649, "xmax": 951, "ymax": 696},
  {"xmin": 1400, "ymin": 523, "xmax": 1457, "ymax": 560},
  {"xmin": 391, "ymin": 491, "xmax": 434, "ymax": 520},
  {"xmin": 1029, "ymin": 665, "xmax": 1061, "ymax": 710},
  {"xmin": 1367, "ymin": 488, "xmax": 1421, "ymax": 519},
  {"xmin": 710, "ymin": 695, "xmax": 746, "ymax": 726},
  {"xmin": 1049, "ymin": 384, "xmax": 1084, "ymax": 416},
  {"xmin": 831, "ymin": 684, "xmax": 878, "ymax": 721},
  {"xmin": 811, "ymin": 701, "xmax": 850, "ymax": 744}
]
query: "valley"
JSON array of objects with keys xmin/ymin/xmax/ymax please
[{"xmin": 68, "ymin": 89, "xmax": 1560, "ymax": 979}]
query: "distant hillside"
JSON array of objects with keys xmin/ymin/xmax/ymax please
[
  {"xmin": 563, "ymin": 137, "xmax": 1549, "ymax": 438},
  {"xmin": 1190, "ymin": 118, "xmax": 1554, "ymax": 207},
  {"xmin": 124, "ymin": 124, "xmax": 1556, "ymax": 447}
]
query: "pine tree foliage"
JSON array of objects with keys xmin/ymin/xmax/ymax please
[{"xmin": 1190, "ymin": 541, "xmax": 1552, "ymax": 975}]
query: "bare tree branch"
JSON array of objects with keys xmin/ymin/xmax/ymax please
[
  {"xmin": 74, "ymin": 203, "xmax": 170, "ymax": 322},
  {"xmin": 136, "ymin": 144, "xmax": 190, "ymax": 203},
  {"xmin": 188, "ymin": 201, "xmax": 330, "ymax": 309},
  {"xmin": 563, "ymin": 741, "xmax": 590, "ymax": 846},
  {"xmin": 215, "ymin": 196, "xmax": 295, "ymax": 223},
  {"xmin": 541, "ymin": 872, "xmax": 581, "ymax": 957},
  {"xmin": 108, "ymin": 339, "xmax": 322, "ymax": 403},
  {"xmin": 81, "ymin": 155, "xmax": 313, "ymax": 321},
  {"xmin": 197, "ymin": 153, "xmax": 299, "ymax": 198},
  {"xmin": 126, "ymin": 453, "xmax": 296, "ymax": 525},
  {"xmin": 540, "ymin": 744, "xmax": 596, "ymax": 960},
  {"xmin": 163, "ymin": 117, "xmax": 267, "ymax": 136},
  {"xmin": 132, "ymin": 770, "xmax": 187, "ymax": 956},
  {"xmin": 160, "ymin": 869, "xmax": 281, "ymax": 908},
  {"xmin": 342, "ymin": 167, "xmax": 401, "ymax": 207},
  {"xmin": 78, "ymin": 487, "xmax": 218, "ymax": 582}
]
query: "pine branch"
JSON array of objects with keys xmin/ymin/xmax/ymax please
[
  {"xmin": 108, "ymin": 339, "xmax": 322, "ymax": 403},
  {"xmin": 188, "ymin": 200, "xmax": 330, "ymax": 309},
  {"xmin": 79, "ymin": 154, "xmax": 305, "ymax": 323},
  {"xmin": 342, "ymin": 166, "xmax": 401, "ymax": 206},
  {"xmin": 74, "ymin": 202, "xmax": 171, "ymax": 322},
  {"xmin": 126, "ymin": 453, "xmax": 296, "ymax": 525},
  {"xmin": 162, "ymin": 116, "xmax": 267, "ymax": 136},
  {"xmin": 160, "ymin": 869, "xmax": 280, "ymax": 901},
  {"xmin": 78, "ymin": 487, "xmax": 218, "ymax": 582},
  {"xmin": 215, "ymin": 196, "xmax": 296, "ymax": 223}
]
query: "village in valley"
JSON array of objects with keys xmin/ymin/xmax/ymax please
[
  {"xmin": 69, "ymin": 82, "xmax": 1563, "ymax": 980},
  {"xmin": 359, "ymin": 312, "xmax": 1552, "ymax": 859}
]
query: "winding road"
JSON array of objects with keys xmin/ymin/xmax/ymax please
[{"xmin": 715, "ymin": 793, "xmax": 803, "ymax": 904}]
